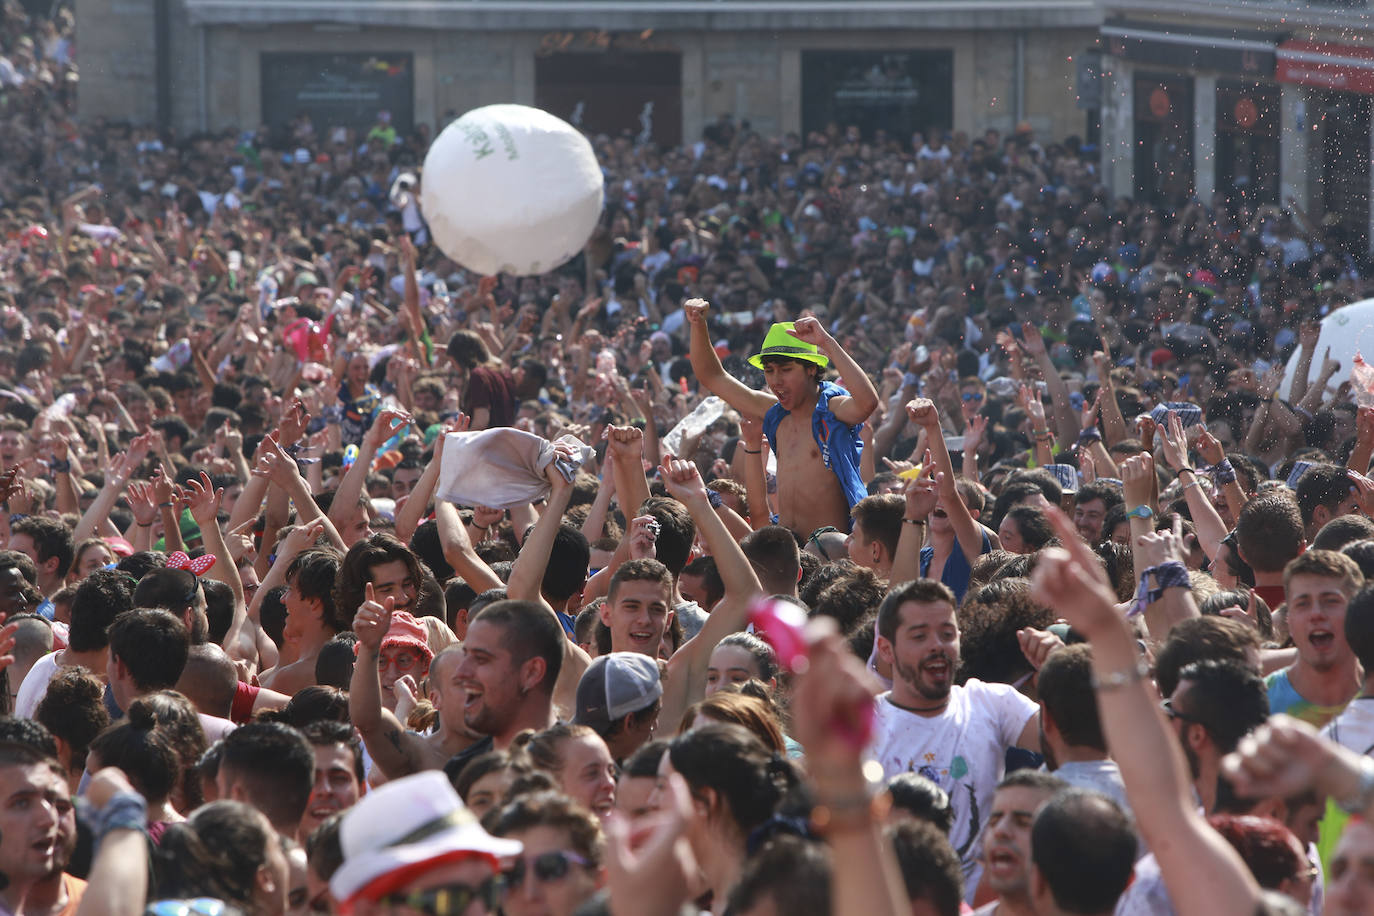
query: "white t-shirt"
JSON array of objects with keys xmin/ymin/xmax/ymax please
[
  {"xmin": 15, "ymin": 651, "xmax": 61, "ymax": 719},
  {"xmin": 1321, "ymin": 696, "xmax": 1374, "ymax": 755},
  {"xmin": 865, "ymin": 680, "xmax": 1037, "ymax": 896}
]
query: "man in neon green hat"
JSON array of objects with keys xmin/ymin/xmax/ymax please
[{"xmin": 685, "ymin": 298, "xmax": 878, "ymax": 537}]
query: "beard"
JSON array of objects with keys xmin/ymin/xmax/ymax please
[{"xmin": 895, "ymin": 651, "xmax": 957, "ymax": 702}]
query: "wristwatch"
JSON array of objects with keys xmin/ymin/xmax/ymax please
[{"xmin": 1125, "ymin": 505, "xmax": 1154, "ymax": 521}]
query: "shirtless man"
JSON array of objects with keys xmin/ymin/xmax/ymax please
[
  {"xmin": 685, "ymin": 299, "xmax": 878, "ymax": 537},
  {"xmin": 257, "ymin": 548, "xmax": 341, "ymax": 696}
]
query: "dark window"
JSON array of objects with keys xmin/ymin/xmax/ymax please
[{"xmin": 801, "ymin": 50, "xmax": 954, "ymax": 140}]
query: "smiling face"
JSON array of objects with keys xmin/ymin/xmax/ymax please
[
  {"xmin": 982, "ymin": 785, "xmax": 1056, "ymax": 898},
  {"xmin": 1072, "ymin": 497, "xmax": 1107, "ymax": 543},
  {"xmin": 557, "ymin": 735, "xmax": 617, "ymax": 819},
  {"xmin": 298, "ymin": 742, "xmax": 361, "ymax": 843},
  {"xmin": 879, "ymin": 599, "xmax": 960, "ymax": 707},
  {"xmin": 1286, "ymin": 573, "xmax": 1353, "ymax": 673},
  {"xmin": 601, "ymin": 579, "xmax": 673, "ymax": 658},
  {"xmin": 368, "ymin": 559, "xmax": 417, "ymax": 616},
  {"xmin": 454, "ymin": 620, "xmax": 524, "ymax": 738}
]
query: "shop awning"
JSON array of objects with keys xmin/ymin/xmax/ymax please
[{"xmin": 1278, "ymin": 39, "xmax": 1374, "ymax": 95}]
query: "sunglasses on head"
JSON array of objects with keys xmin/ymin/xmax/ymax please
[
  {"xmin": 503, "ymin": 850, "xmax": 590, "ymax": 889},
  {"xmin": 379, "ymin": 880, "xmax": 501, "ymax": 916}
]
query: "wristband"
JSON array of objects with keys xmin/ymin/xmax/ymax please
[
  {"xmin": 1091, "ymin": 661, "xmax": 1150, "ymax": 691},
  {"xmin": 741, "ymin": 447, "xmax": 762, "ymax": 454},
  {"xmin": 902, "ymin": 517, "xmax": 925, "ymax": 526},
  {"xmin": 158, "ymin": 501, "xmax": 175, "ymax": 508},
  {"xmin": 87, "ymin": 791, "xmax": 148, "ymax": 842},
  {"xmin": 1128, "ymin": 560, "xmax": 1191, "ymax": 617},
  {"xmin": 471, "ymin": 523, "xmax": 489, "ymax": 532},
  {"xmin": 707, "ymin": 489, "xmax": 724, "ymax": 509},
  {"xmin": 1175, "ymin": 467, "xmax": 1196, "ymax": 477},
  {"xmin": 1076, "ymin": 428, "xmax": 1102, "ymax": 444},
  {"xmin": 49, "ymin": 459, "xmax": 70, "ymax": 473},
  {"xmin": 1204, "ymin": 458, "xmax": 1237, "ymax": 485},
  {"xmin": 136, "ymin": 521, "xmax": 152, "ymax": 528}
]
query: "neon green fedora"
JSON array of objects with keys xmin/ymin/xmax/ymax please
[{"xmin": 747, "ymin": 322, "xmax": 831, "ymax": 370}]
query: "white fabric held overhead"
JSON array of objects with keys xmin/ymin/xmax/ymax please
[{"xmin": 420, "ymin": 104, "xmax": 605, "ymax": 277}]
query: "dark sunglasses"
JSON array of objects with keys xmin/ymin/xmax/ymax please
[
  {"xmin": 379, "ymin": 880, "xmax": 501, "ymax": 916},
  {"xmin": 1160, "ymin": 698, "xmax": 1203, "ymax": 725},
  {"xmin": 961, "ymin": 392, "xmax": 984, "ymax": 402},
  {"xmin": 503, "ymin": 850, "xmax": 590, "ymax": 889}
]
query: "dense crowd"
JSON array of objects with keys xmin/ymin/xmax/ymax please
[{"xmin": 7, "ymin": 3, "xmax": 1374, "ymax": 916}]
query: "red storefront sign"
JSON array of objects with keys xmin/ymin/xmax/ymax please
[{"xmin": 1278, "ymin": 40, "xmax": 1374, "ymax": 95}]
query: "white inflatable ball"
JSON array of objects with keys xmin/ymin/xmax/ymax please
[{"xmin": 420, "ymin": 104, "xmax": 604, "ymax": 277}]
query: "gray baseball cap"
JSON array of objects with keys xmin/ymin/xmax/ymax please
[{"xmin": 573, "ymin": 652, "xmax": 663, "ymax": 735}]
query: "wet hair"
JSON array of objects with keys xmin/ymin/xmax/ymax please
[
  {"xmin": 156, "ymin": 801, "xmax": 279, "ymax": 911},
  {"xmin": 713, "ymin": 632, "xmax": 779, "ymax": 685},
  {"xmin": 667, "ymin": 723, "xmax": 804, "ymax": 837},
  {"xmin": 489, "ymin": 790, "xmax": 606, "ymax": 868},
  {"xmin": 1031, "ymin": 789, "xmax": 1136, "ymax": 915},
  {"xmin": 286, "ymin": 548, "xmax": 343, "ymax": 633},
  {"xmin": 887, "ymin": 820, "xmax": 964, "ymax": 916},
  {"xmin": 88, "ymin": 698, "xmax": 180, "ymax": 805},
  {"xmin": 886, "ymin": 772, "xmax": 954, "ymax": 835},
  {"xmin": 34, "ymin": 667, "xmax": 108, "ymax": 775},
  {"xmin": 682, "ymin": 690, "xmax": 786, "ymax": 753}
]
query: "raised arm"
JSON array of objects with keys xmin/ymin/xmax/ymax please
[
  {"xmin": 329, "ymin": 407, "xmax": 409, "ymax": 537},
  {"xmin": 1030, "ymin": 508, "xmax": 1260, "ymax": 916},
  {"xmin": 394, "ymin": 416, "xmax": 468, "ymax": 544},
  {"xmin": 435, "ymin": 500, "xmax": 503, "ymax": 594},
  {"xmin": 72, "ymin": 433, "xmax": 151, "ymax": 543},
  {"xmin": 348, "ymin": 585, "xmax": 425, "ymax": 778},
  {"xmin": 505, "ymin": 454, "xmax": 592, "ymax": 717},
  {"xmin": 659, "ymin": 456, "xmax": 765, "ymax": 728},
  {"xmin": 890, "ymin": 461, "xmax": 938, "ymax": 585},
  {"xmin": 786, "ymin": 316, "xmax": 879, "ymax": 426},
  {"xmin": 683, "ymin": 298, "xmax": 774, "ymax": 419},
  {"xmin": 906, "ymin": 399, "xmax": 984, "ymax": 565},
  {"xmin": 1020, "ymin": 323, "xmax": 1078, "ymax": 447}
]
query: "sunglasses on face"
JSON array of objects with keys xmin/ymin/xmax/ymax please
[
  {"xmin": 502, "ymin": 850, "xmax": 590, "ymax": 889},
  {"xmin": 379, "ymin": 880, "xmax": 501, "ymax": 916},
  {"xmin": 961, "ymin": 392, "xmax": 984, "ymax": 402}
]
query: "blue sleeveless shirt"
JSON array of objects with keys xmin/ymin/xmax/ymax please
[{"xmin": 761, "ymin": 380, "xmax": 867, "ymax": 522}]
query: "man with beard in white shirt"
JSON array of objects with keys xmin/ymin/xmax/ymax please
[{"xmin": 867, "ymin": 578, "xmax": 1040, "ymax": 901}]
